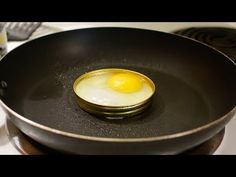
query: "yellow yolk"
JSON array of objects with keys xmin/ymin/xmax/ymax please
[{"xmin": 107, "ymin": 73, "xmax": 143, "ymax": 93}]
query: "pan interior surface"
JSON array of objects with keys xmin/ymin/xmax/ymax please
[{"xmin": 1, "ymin": 27, "xmax": 235, "ymax": 139}]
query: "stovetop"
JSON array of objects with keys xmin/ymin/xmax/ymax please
[
  {"xmin": 0, "ymin": 22, "xmax": 236, "ymax": 154},
  {"xmin": 174, "ymin": 27, "xmax": 236, "ymax": 62}
]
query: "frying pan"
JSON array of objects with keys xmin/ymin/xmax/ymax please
[{"xmin": 0, "ymin": 27, "xmax": 235, "ymax": 154}]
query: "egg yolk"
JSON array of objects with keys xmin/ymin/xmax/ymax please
[{"xmin": 107, "ymin": 73, "xmax": 143, "ymax": 93}]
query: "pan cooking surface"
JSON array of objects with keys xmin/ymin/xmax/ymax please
[
  {"xmin": 20, "ymin": 66, "xmax": 210, "ymax": 138},
  {"xmin": 1, "ymin": 27, "xmax": 235, "ymax": 139}
]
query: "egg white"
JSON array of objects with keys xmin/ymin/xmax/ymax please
[{"xmin": 75, "ymin": 73, "xmax": 153, "ymax": 106}]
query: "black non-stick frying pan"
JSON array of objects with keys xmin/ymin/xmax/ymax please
[{"xmin": 0, "ymin": 27, "xmax": 235, "ymax": 154}]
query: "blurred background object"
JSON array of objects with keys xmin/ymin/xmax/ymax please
[
  {"xmin": 0, "ymin": 22, "xmax": 62, "ymax": 41},
  {"xmin": 1, "ymin": 22, "xmax": 42, "ymax": 41},
  {"xmin": 0, "ymin": 23, "xmax": 7, "ymax": 58}
]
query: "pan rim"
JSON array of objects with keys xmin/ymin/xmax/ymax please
[
  {"xmin": 0, "ymin": 27, "xmax": 236, "ymax": 142},
  {"xmin": 1, "ymin": 100, "xmax": 235, "ymax": 142},
  {"xmin": 1, "ymin": 26, "xmax": 236, "ymax": 67}
]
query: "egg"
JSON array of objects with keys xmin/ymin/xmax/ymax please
[{"xmin": 74, "ymin": 69, "xmax": 155, "ymax": 107}]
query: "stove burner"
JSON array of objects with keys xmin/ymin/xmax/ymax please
[
  {"xmin": 5, "ymin": 119, "xmax": 225, "ymax": 155},
  {"xmin": 173, "ymin": 27, "xmax": 236, "ymax": 61}
]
